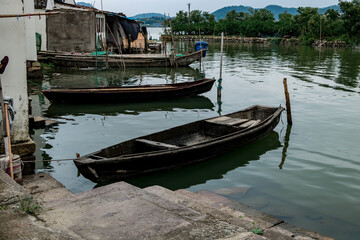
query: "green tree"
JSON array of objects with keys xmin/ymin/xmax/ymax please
[
  {"xmin": 172, "ymin": 11, "xmax": 189, "ymax": 34},
  {"xmin": 202, "ymin": 12, "xmax": 216, "ymax": 35},
  {"xmin": 277, "ymin": 12, "xmax": 298, "ymax": 37},
  {"xmin": 322, "ymin": 9, "xmax": 344, "ymax": 39},
  {"xmin": 339, "ymin": 0, "xmax": 360, "ymax": 43},
  {"xmin": 246, "ymin": 9, "xmax": 275, "ymax": 37},
  {"xmin": 189, "ymin": 10, "xmax": 204, "ymax": 34},
  {"xmin": 294, "ymin": 7, "xmax": 321, "ymax": 42}
]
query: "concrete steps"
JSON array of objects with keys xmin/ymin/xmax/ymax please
[
  {"xmin": 145, "ymin": 186, "xmax": 332, "ymax": 240},
  {"xmin": 2, "ymin": 172, "xmax": 333, "ymax": 240}
]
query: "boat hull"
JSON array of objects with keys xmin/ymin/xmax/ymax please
[
  {"xmin": 74, "ymin": 105, "xmax": 284, "ymax": 183},
  {"xmin": 42, "ymin": 78, "xmax": 215, "ymax": 104},
  {"xmin": 40, "ymin": 50, "xmax": 203, "ymax": 68}
]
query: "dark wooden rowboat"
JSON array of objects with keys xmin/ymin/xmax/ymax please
[
  {"xmin": 74, "ymin": 105, "xmax": 284, "ymax": 183},
  {"xmin": 39, "ymin": 50, "xmax": 204, "ymax": 68},
  {"xmin": 42, "ymin": 78, "xmax": 216, "ymax": 104}
]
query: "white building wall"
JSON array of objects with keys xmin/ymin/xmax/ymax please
[
  {"xmin": 34, "ymin": 9, "xmax": 47, "ymax": 51},
  {"xmin": 0, "ymin": 0, "xmax": 29, "ymax": 142},
  {"xmin": 24, "ymin": 0, "xmax": 37, "ymax": 60}
]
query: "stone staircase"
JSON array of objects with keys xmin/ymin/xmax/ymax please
[{"xmin": 1, "ymin": 172, "xmax": 333, "ymax": 240}]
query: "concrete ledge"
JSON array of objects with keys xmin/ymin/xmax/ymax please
[
  {"xmin": 22, "ymin": 172, "xmax": 74, "ymax": 203},
  {"xmin": 0, "ymin": 139, "xmax": 36, "ymax": 157},
  {"xmin": 0, "ymin": 211, "xmax": 75, "ymax": 240},
  {"xmin": 0, "ymin": 169, "xmax": 30, "ymax": 206}
]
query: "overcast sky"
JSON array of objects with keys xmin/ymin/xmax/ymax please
[{"xmin": 80, "ymin": 0, "xmax": 341, "ymax": 17}]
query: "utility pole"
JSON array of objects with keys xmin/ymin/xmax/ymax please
[{"xmin": 187, "ymin": 3, "xmax": 191, "ymax": 25}]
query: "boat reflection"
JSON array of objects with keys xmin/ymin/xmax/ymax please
[
  {"xmin": 95, "ymin": 131, "xmax": 282, "ymax": 190},
  {"xmin": 45, "ymin": 95, "xmax": 215, "ymax": 117},
  {"xmin": 43, "ymin": 66, "xmax": 204, "ymax": 89}
]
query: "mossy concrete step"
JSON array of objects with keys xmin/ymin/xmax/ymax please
[{"xmin": 145, "ymin": 186, "xmax": 333, "ymax": 240}]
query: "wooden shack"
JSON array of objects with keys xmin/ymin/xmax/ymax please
[{"xmin": 45, "ymin": 0, "xmax": 147, "ymax": 53}]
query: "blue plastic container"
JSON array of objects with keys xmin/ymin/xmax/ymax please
[{"xmin": 195, "ymin": 41, "xmax": 208, "ymax": 57}]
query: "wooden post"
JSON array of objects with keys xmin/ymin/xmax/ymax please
[
  {"xmin": 4, "ymin": 103, "xmax": 13, "ymax": 179},
  {"xmin": 0, "ymin": 56, "xmax": 13, "ymax": 179},
  {"xmin": 283, "ymin": 78, "xmax": 292, "ymax": 125},
  {"xmin": 218, "ymin": 32, "xmax": 224, "ymax": 99}
]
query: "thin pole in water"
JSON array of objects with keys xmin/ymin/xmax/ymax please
[
  {"xmin": 283, "ymin": 78, "xmax": 293, "ymax": 125},
  {"xmin": 218, "ymin": 32, "xmax": 224, "ymax": 99}
]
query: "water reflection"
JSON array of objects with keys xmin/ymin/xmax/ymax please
[
  {"xmin": 43, "ymin": 66, "xmax": 203, "ymax": 89},
  {"xmin": 45, "ymin": 96, "xmax": 214, "ymax": 117},
  {"xmin": 120, "ymin": 131, "xmax": 281, "ymax": 190},
  {"xmin": 279, "ymin": 124, "xmax": 292, "ymax": 170},
  {"xmin": 204, "ymin": 42, "xmax": 360, "ymax": 92}
]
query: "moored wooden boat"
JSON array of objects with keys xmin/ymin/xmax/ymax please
[
  {"xmin": 42, "ymin": 78, "xmax": 215, "ymax": 104},
  {"xmin": 39, "ymin": 50, "xmax": 204, "ymax": 68},
  {"xmin": 74, "ymin": 105, "xmax": 284, "ymax": 183}
]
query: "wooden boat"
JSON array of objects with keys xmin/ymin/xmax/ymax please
[
  {"xmin": 74, "ymin": 105, "xmax": 284, "ymax": 183},
  {"xmin": 38, "ymin": 50, "xmax": 204, "ymax": 68},
  {"xmin": 42, "ymin": 78, "xmax": 216, "ymax": 104}
]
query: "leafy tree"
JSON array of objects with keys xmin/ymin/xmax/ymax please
[
  {"xmin": 277, "ymin": 12, "xmax": 298, "ymax": 37},
  {"xmin": 339, "ymin": 0, "xmax": 360, "ymax": 43},
  {"xmin": 246, "ymin": 9, "xmax": 276, "ymax": 37},
  {"xmin": 172, "ymin": 11, "xmax": 189, "ymax": 34},
  {"xmin": 202, "ymin": 12, "xmax": 216, "ymax": 35},
  {"xmin": 294, "ymin": 7, "xmax": 321, "ymax": 42},
  {"xmin": 189, "ymin": 10, "xmax": 204, "ymax": 34},
  {"xmin": 322, "ymin": 9, "xmax": 345, "ymax": 39}
]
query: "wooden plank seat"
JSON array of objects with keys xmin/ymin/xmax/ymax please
[
  {"xmin": 206, "ymin": 117, "xmax": 250, "ymax": 126},
  {"xmin": 238, "ymin": 119, "xmax": 261, "ymax": 129},
  {"xmin": 136, "ymin": 139, "xmax": 179, "ymax": 150},
  {"xmin": 206, "ymin": 117, "xmax": 261, "ymax": 128}
]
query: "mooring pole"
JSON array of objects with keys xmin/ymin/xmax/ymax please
[
  {"xmin": 283, "ymin": 78, "xmax": 293, "ymax": 125},
  {"xmin": 218, "ymin": 32, "xmax": 224, "ymax": 100},
  {"xmin": 4, "ymin": 102, "xmax": 13, "ymax": 179},
  {"xmin": 0, "ymin": 56, "xmax": 13, "ymax": 179}
]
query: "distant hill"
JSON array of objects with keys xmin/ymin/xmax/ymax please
[
  {"xmin": 130, "ymin": 5, "xmax": 341, "ymax": 25},
  {"xmin": 211, "ymin": 5, "xmax": 252, "ymax": 20},
  {"xmin": 211, "ymin": 5, "xmax": 341, "ymax": 20},
  {"xmin": 131, "ymin": 13, "xmax": 165, "ymax": 19}
]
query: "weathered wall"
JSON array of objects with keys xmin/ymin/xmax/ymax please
[
  {"xmin": 34, "ymin": 9, "xmax": 47, "ymax": 51},
  {"xmin": 0, "ymin": 0, "xmax": 30, "ymax": 142},
  {"xmin": 47, "ymin": 9, "xmax": 96, "ymax": 52},
  {"xmin": 24, "ymin": 0, "xmax": 37, "ymax": 61}
]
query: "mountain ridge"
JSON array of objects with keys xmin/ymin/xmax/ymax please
[{"xmin": 130, "ymin": 4, "xmax": 341, "ymax": 21}]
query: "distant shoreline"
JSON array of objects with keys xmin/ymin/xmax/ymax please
[{"xmin": 160, "ymin": 35, "xmax": 354, "ymax": 48}]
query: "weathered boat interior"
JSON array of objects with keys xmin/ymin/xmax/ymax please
[{"xmin": 88, "ymin": 106, "xmax": 276, "ymax": 159}]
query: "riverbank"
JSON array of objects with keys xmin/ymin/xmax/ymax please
[
  {"xmin": 161, "ymin": 35, "xmax": 354, "ymax": 48},
  {"xmin": 0, "ymin": 170, "xmax": 333, "ymax": 240}
]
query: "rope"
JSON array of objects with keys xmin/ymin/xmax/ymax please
[
  {"xmin": 21, "ymin": 158, "xmax": 75, "ymax": 163},
  {"xmin": 27, "ymin": 79, "xmax": 45, "ymax": 89},
  {"xmin": 217, "ymin": 78, "xmax": 223, "ymax": 90}
]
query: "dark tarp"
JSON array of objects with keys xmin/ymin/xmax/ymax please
[{"xmin": 119, "ymin": 18, "xmax": 140, "ymax": 42}]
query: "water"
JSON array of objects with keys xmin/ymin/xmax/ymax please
[{"xmin": 29, "ymin": 32, "xmax": 360, "ymax": 239}]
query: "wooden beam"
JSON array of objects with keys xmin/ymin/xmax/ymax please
[{"xmin": 0, "ymin": 11, "xmax": 60, "ymax": 19}]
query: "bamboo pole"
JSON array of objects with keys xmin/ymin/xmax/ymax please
[
  {"xmin": 218, "ymin": 32, "xmax": 224, "ymax": 99},
  {"xmin": 0, "ymin": 56, "xmax": 13, "ymax": 179},
  {"xmin": 283, "ymin": 78, "xmax": 293, "ymax": 125},
  {"xmin": 0, "ymin": 12, "xmax": 60, "ymax": 18},
  {"xmin": 4, "ymin": 103, "xmax": 13, "ymax": 179}
]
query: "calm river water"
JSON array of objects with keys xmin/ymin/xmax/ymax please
[{"xmin": 29, "ymin": 31, "xmax": 360, "ymax": 239}]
